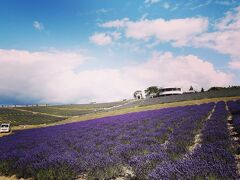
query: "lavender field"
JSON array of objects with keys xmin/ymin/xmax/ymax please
[{"xmin": 0, "ymin": 101, "xmax": 239, "ymax": 179}]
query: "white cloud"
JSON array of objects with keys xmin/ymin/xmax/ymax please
[
  {"xmin": 190, "ymin": 0, "xmax": 212, "ymax": 10},
  {"xmin": 100, "ymin": 17, "xmax": 209, "ymax": 49},
  {"xmin": 101, "ymin": 18, "xmax": 129, "ymax": 28},
  {"xmin": 171, "ymin": 3, "xmax": 179, "ymax": 11},
  {"xmin": 189, "ymin": 6, "xmax": 240, "ymax": 56},
  {"xmin": 89, "ymin": 32, "xmax": 121, "ymax": 46},
  {"xmin": 185, "ymin": 0, "xmax": 236, "ymax": 10},
  {"xmin": 0, "ymin": 49, "xmax": 232, "ymax": 104},
  {"xmin": 186, "ymin": 6, "xmax": 240, "ymax": 67},
  {"xmin": 123, "ymin": 51, "xmax": 232, "ymax": 91},
  {"xmin": 110, "ymin": 32, "xmax": 121, "ymax": 40},
  {"xmin": 89, "ymin": 33, "xmax": 112, "ymax": 46},
  {"xmin": 101, "ymin": 17, "xmax": 208, "ymax": 45},
  {"xmin": 215, "ymin": 0, "xmax": 236, "ymax": 6},
  {"xmin": 215, "ymin": 6, "xmax": 240, "ymax": 31},
  {"xmin": 33, "ymin": 21, "xmax": 44, "ymax": 31},
  {"xmin": 140, "ymin": 13, "xmax": 149, "ymax": 20},
  {"xmin": 144, "ymin": 0, "xmax": 160, "ymax": 4},
  {"xmin": 98, "ymin": 8, "xmax": 240, "ymax": 73},
  {"xmin": 190, "ymin": 31, "xmax": 240, "ymax": 57},
  {"xmin": 229, "ymin": 60, "xmax": 240, "ymax": 69},
  {"xmin": 96, "ymin": 8, "xmax": 109, "ymax": 14},
  {"xmin": 117, "ymin": 42, "xmax": 146, "ymax": 53},
  {"xmin": 163, "ymin": 2, "xmax": 170, "ymax": 9},
  {"xmin": 0, "ymin": 49, "xmax": 87, "ymax": 103}
]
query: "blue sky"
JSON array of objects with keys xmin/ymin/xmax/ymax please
[{"xmin": 0, "ymin": 0, "xmax": 240, "ymax": 104}]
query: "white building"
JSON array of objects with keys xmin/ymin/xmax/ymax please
[{"xmin": 159, "ymin": 87, "xmax": 183, "ymax": 96}]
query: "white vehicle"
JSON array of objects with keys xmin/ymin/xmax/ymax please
[
  {"xmin": 159, "ymin": 87, "xmax": 183, "ymax": 96},
  {"xmin": 0, "ymin": 123, "xmax": 11, "ymax": 133}
]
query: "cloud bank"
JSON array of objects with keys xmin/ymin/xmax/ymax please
[
  {"xmin": 144, "ymin": 0, "xmax": 160, "ymax": 5},
  {"xmin": 100, "ymin": 17, "xmax": 208, "ymax": 46},
  {"xmin": 0, "ymin": 49, "xmax": 232, "ymax": 104},
  {"xmin": 89, "ymin": 33, "xmax": 112, "ymax": 46},
  {"xmin": 98, "ymin": 6, "xmax": 240, "ymax": 69},
  {"xmin": 188, "ymin": 6, "xmax": 240, "ymax": 69}
]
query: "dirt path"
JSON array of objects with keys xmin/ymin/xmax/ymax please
[
  {"xmin": 0, "ymin": 175, "xmax": 24, "ymax": 180},
  {"xmin": 225, "ymin": 103, "xmax": 240, "ymax": 176},
  {"xmin": 11, "ymin": 107, "xmax": 70, "ymax": 118},
  {"xmin": 188, "ymin": 103, "xmax": 216, "ymax": 153}
]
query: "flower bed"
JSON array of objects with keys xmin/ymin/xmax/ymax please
[{"xmin": 0, "ymin": 102, "xmax": 238, "ymax": 179}]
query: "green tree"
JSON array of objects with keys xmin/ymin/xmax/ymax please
[
  {"xmin": 145, "ymin": 86, "xmax": 159, "ymax": 97},
  {"xmin": 208, "ymin": 87, "xmax": 224, "ymax": 91}
]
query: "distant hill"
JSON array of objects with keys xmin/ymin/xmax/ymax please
[
  {"xmin": 141, "ymin": 87, "xmax": 240, "ymax": 106},
  {"xmin": 208, "ymin": 86, "xmax": 240, "ymax": 91}
]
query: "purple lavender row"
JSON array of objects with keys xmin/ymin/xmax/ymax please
[
  {"xmin": 149, "ymin": 101, "xmax": 239, "ymax": 179},
  {"xmin": 227, "ymin": 100, "xmax": 240, "ymax": 114},
  {"xmin": 165, "ymin": 103, "xmax": 214, "ymax": 158},
  {"xmin": 227, "ymin": 100, "xmax": 240, "ymax": 134},
  {"xmin": 129, "ymin": 103, "xmax": 214, "ymax": 179}
]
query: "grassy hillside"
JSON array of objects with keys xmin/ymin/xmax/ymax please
[{"xmin": 0, "ymin": 96, "xmax": 238, "ymax": 137}]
